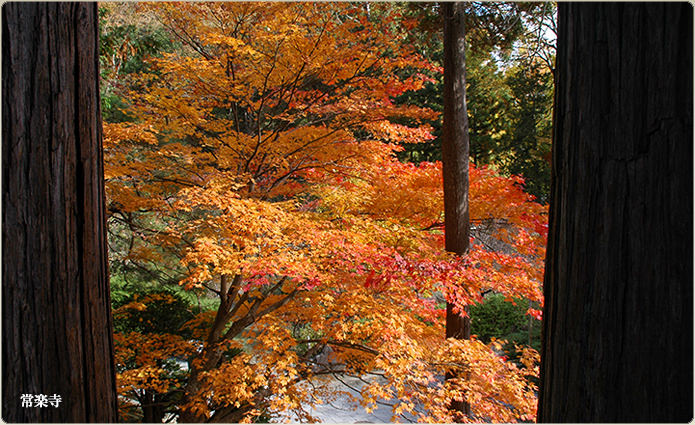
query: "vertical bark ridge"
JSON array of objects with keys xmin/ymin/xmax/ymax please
[
  {"xmin": 441, "ymin": 1, "xmax": 472, "ymax": 419},
  {"xmin": 539, "ymin": 3, "xmax": 693, "ymax": 422},
  {"xmin": 2, "ymin": 3, "xmax": 118, "ymax": 422}
]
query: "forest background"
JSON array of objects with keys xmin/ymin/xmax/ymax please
[{"xmin": 98, "ymin": 3, "xmax": 556, "ymax": 423}]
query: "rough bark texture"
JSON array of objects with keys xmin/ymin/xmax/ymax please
[
  {"xmin": 2, "ymin": 3, "xmax": 118, "ymax": 422},
  {"xmin": 441, "ymin": 2, "xmax": 471, "ymax": 418},
  {"xmin": 539, "ymin": 3, "xmax": 693, "ymax": 422}
]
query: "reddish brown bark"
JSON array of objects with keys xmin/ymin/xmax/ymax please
[
  {"xmin": 2, "ymin": 3, "xmax": 118, "ymax": 422},
  {"xmin": 441, "ymin": 1, "xmax": 472, "ymax": 418}
]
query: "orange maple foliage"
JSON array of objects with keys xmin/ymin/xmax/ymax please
[{"xmin": 105, "ymin": 3, "xmax": 547, "ymax": 423}]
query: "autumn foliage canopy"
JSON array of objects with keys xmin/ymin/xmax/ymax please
[{"xmin": 104, "ymin": 3, "xmax": 547, "ymax": 422}]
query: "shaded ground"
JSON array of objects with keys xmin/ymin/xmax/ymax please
[{"xmin": 277, "ymin": 374, "xmax": 412, "ymax": 423}]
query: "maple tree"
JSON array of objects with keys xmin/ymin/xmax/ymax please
[{"xmin": 103, "ymin": 3, "xmax": 547, "ymax": 422}]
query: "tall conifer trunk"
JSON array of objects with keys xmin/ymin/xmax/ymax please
[
  {"xmin": 441, "ymin": 1, "xmax": 471, "ymax": 418},
  {"xmin": 539, "ymin": 3, "xmax": 692, "ymax": 422},
  {"xmin": 2, "ymin": 3, "xmax": 118, "ymax": 422}
]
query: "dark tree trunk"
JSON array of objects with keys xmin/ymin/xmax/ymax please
[
  {"xmin": 2, "ymin": 3, "xmax": 118, "ymax": 422},
  {"xmin": 441, "ymin": 2, "xmax": 471, "ymax": 419},
  {"xmin": 141, "ymin": 392, "xmax": 166, "ymax": 424},
  {"xmin": 539, "ymin": 3, "xmax": 692, "ymax": 422}
]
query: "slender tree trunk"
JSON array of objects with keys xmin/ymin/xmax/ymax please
[
  {"xmin": 2, "ymin": 3, "xmax": 118, "ymax": 422},
  {"xmin": 441, "ymin": 1, "xmax": 472, "ymax": 419},
  {"xmin": 539, "ymin": 3, "xmax": 692, "ymax": 422},
  {"xmin": 141, "ymin": 392, "xmax": 166, "ymax": 424}
]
